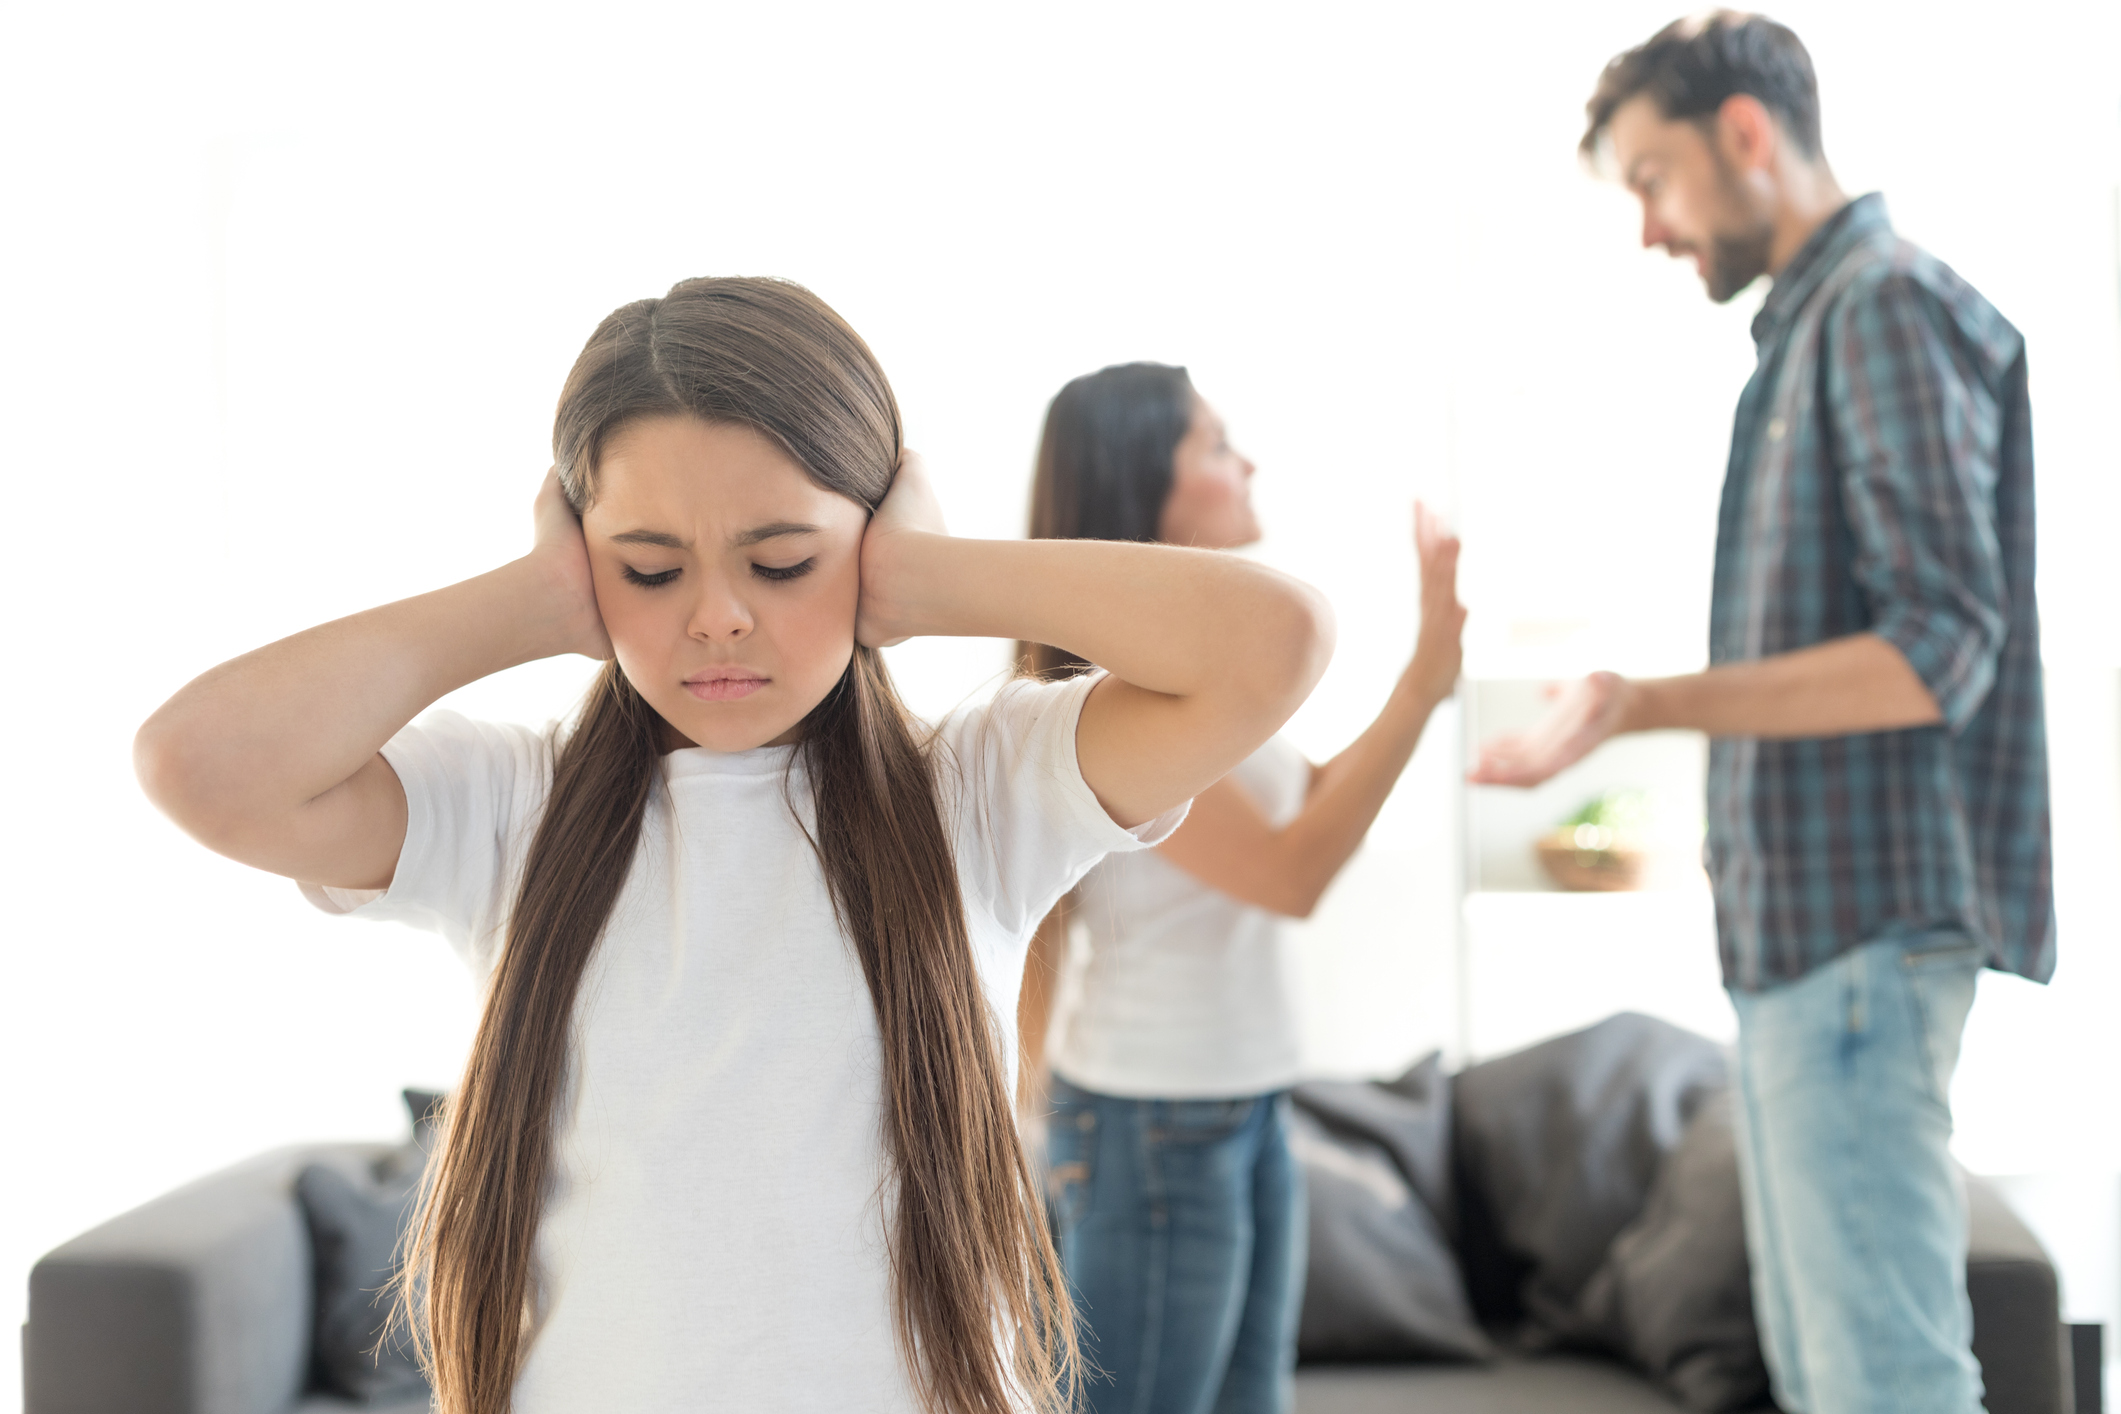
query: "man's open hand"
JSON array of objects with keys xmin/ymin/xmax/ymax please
[{"xmin": 1469, "ymin": 670, "xmax": 1633, "ymax": 787}]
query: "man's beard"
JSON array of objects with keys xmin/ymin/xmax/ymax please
[
  {"xmin": 1701, "ymin": 157, "xmax": 1775, "ymax": 303},
  {"xmin": 1704, "ymin": 222, "xmax": 1774, "ymax": 302}
]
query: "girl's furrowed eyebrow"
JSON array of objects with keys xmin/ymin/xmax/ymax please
[
  {"xmin": 610, "ymin": 529, "xmax": 689, "ymax": 549},
  {"xmin": 606, "ymin": 522, "xmax": 823, "ymax": 550},
  {"xmin": 732, "ymin": 522, "xmax": 823, "ymax": 547}
]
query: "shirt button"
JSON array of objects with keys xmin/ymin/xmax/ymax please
[{"xmin": 1767, "ymin": 416, "xmax": 1786, "ymax": 441}]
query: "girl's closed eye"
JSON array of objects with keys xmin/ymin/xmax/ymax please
[
  {"xmin": 621, "ymin": 565, "xmax": 682, "ymax": 588},
  {"xmin": 752, "ymin": 558, "xmax": 816, "ymax": 583}
]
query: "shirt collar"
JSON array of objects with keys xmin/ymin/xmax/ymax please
[{"xmin": 1751, "ymin": 192, "xmax": 1890, "ymax": 345}]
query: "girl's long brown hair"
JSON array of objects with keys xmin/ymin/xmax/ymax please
[{"xmin": 394, "ymin": 277, "xmax": 1076, "ymax": 1414}]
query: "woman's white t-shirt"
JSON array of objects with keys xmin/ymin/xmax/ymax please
[
  {"xmin": 304, "ymin": 672, "xmax": 1181, "ymax": 1414},
  {"xmin": 1052, "ymin": 734, "xmax": 1310, "ymax": 1100}
]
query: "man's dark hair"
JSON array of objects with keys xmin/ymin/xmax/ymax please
[{"xmin": 1582, "ymin": 11, "xmax": 1822, "ymax": 162}]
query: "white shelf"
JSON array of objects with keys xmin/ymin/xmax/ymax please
[
  {"xmin": 1435, "ymin": 675, "xmax": 1732, "ymax": 1065},
  {"xmin": 1458, "ymin": 678, "xmax": 1706, "ymax": 894}
]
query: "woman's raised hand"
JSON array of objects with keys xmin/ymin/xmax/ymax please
[
  {"xmin": 528, "ymin": 468, "xmax": 614, "ymax": 662},
  {"xmin": 856, "ymin": 448, "xmax": 950, "ymax": 649},
  {"xmin": 1406, "ymin": 501, "xmax": 1466, "ymax": 706}
]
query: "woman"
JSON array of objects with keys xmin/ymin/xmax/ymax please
[{"xmin": 1017, "ymin": 362, "xmax": 1464, "ymax": 1414}]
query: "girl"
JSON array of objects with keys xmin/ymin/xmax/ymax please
[
  {"xmin": 133, "ymin": 282, "xmax": 1332, "ymax": 1414},
  {"xmin": 1016, "ymin": 363, "xmax": 1463, "ymax": 1414}
]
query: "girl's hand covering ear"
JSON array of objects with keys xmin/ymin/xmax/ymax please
[
  {"xmin": 1406, "ymin": 500, "xmax": 1466, "ymax": 706},
  {"xmin": 856, "ymin": 449, "xmax": 949, "ymax": 649},
  {"xmin": 530, "ymin": 468, "xmax": 615, "ymax": 661}
]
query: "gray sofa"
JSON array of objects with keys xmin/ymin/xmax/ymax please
[
  {"xmin": 25, "ymin": 1145, "xmax": 428, "ymax": 1414},
  {"xmin": 25, "ymin": 1142, "xmax": 2073, "ymax": 1414}
]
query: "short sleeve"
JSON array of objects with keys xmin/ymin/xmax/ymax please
[
  {"xmin": 1826, "ymin": 271, "xmax": 2012, "ymax": 731},
  {"xmin": 935, "ymin": 673, "xmax": 1189, "ymax": 940},
  {"xmin": 297, "ymin": 710, "xmax": 554, "ymax": 977}
]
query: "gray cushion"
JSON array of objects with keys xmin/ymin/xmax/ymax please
[
  {"xmin": 1452, "ymin": 1013, "xmax": 1728, "ymax": 1333},
  {"xmin": 1291, "ymin": 1055, "xmax": 1489, "ymax": 1362},
  {"xmin": 1574, "ymin": 1089, "xmax": 1768, "ymax": 1413},
  {"xmin": 295, "ymin": 1089, "xmax": 437, "ymax": 1403},
  {"xmin": 401, "ymin": 1089, "xmax": 447, "ymax": 1135},
  {"xmin": 296, "ymin": 1159, "xmax": 428, "ymax": 1400},
  {"xmin": 1302, "ymin": 1052, "xmax": 1460, "ymax": 1238}
]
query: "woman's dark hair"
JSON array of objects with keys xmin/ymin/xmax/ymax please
[
  {"xmin": 393, "ymin": 277, "xmax": 1076, "ymax": 1414},
  {"xmin": 1018, "ymin": 361, "xmax": 1196, "ymax": 679},
  {"xmin": 1582, "ymin": 10, "xmax": 1822, "ymax": 161}
]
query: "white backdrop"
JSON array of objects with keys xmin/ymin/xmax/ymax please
[{"xmin": 4, "ymin": 2, "xmax": 2117, "ymax": 1405}]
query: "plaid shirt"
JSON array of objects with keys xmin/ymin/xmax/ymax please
[{"xmin": 1706, "ymin": 194, "xmax": 2054, "ymax": 991}]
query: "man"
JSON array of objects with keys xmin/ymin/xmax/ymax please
[{"xmin": 1472, "ymin": 13, "xmax": 2053, "ymax": 1413}]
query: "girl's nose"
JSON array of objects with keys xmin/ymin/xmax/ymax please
[{"xmin": 687, "ymin": 573, "xmax": 754, "ymax": 641}]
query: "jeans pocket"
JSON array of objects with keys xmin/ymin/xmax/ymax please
[
  {"xmin": 1156, "ymin": 1096, "xmax": 1257, "ymax": 1145},
  {"xmin": 1900, "ymin": 936, "xmax": 1984, "ymax": 969},
  {"xmin": 1900, "ymin": 939, "xmax": 1982, "ymax": 1109},
  {"xmin": 1044, "ymin": 1102, "xmax": 1098, "ymax": 1235}
]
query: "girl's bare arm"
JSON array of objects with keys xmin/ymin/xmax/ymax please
[
  {"xmin": 858, "ymin": 456, "xmax": 1334, "ymax": 830},
  {"xmin": 134, "ymin": 474, "xmax": 607, "ymax": 890}
]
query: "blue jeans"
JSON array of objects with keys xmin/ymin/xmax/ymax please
[
  {"xmin": 1045, "ymin": 1078, "xmax": 1306, "ymax": 1414},
  {"xmin": 1728, "ymin": 934, "xmax": 1986, "ymax": 1414}
]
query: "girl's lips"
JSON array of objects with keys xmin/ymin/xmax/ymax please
[{"xmin": 684, "ymin": 673, "xmax": 768, "ymax": 703}]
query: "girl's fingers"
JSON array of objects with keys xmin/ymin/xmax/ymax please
[
  {"xmin": 873, "ymin": 446, "xmax": 948, "ymax": 536},
  {"xmin": 533, "ymin": 467, "xmax": 585, "ymax": 542}
]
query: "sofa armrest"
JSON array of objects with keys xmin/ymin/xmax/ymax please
[
  {"xmin": 24, "ymin": 1143, "xmax": 395, "ymax": 1414},
  {"xmin": 1966, "ymin": 1173, "xmax": 2071, "ymax": 1414}
]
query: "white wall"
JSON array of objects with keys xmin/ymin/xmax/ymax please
[{"xmin": 3, "ymin": 2, "xmax": 2116, "ymax": 1406}]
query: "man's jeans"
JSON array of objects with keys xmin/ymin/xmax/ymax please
[
  {"xmin": 1728, "ymin": 933, "xmax": 1986, "ymax": 1414},
  {"xmin": 1045, "ymin": 1077, "xmax": 1306, "ymax": 1414}
]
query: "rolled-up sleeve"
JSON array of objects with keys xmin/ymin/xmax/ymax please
[{"xmin": 1826, "ymin": 270, "xmax": 2012, "ymax": 732}]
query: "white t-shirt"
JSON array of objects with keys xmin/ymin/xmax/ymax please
[
  {"xmin": 1053, "ymin": 735, "xmax": 1311, "ymax": 1100},
  {"xmin": 304, "ymin": 672, "xmax": 1181, "ymax": 1414}
]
